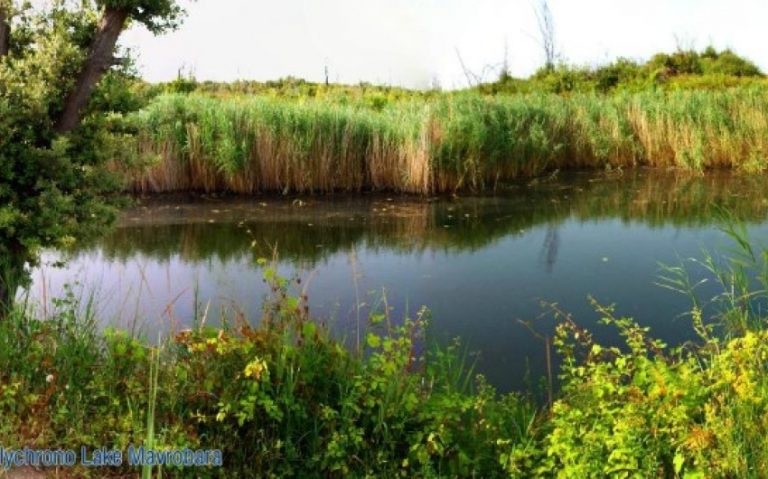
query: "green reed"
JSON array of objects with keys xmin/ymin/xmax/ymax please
[{"xmin": 124, "ymin": 87, "xmax": 768, "ymax": 194}]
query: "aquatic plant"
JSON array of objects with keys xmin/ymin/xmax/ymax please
[{"xmin": 124, "ymin": 87, "xmax": 768, "ymax": 194}]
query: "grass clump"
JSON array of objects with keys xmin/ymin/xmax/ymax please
[{"xmin": 124, "ymin": 87, "xmax": 768, "ymax": 195}]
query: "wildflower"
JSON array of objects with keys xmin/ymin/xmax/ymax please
[
  {"xmin": 244, "ymin": 357, "xmax": 268, "ymax": 381},
  {"xmin": 175, "ymin": 329, "xmax": 193, "ymax": 344},
  {"xmin": 46, "ymin": 374, "xmax": 55, "ymax": 384}
]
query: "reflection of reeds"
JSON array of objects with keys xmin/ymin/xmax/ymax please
[
  {"xmin": 123, "ymin": 89, "xmax": 768, "ymax": 194},
  {"xmin": 93, "ymin": 170, "xmax": 768, "ymax": 265}
]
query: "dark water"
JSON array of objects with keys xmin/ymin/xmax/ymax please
[{"xmin": 30, "ymin": 170, "xmax": 768, "ymax": 392}]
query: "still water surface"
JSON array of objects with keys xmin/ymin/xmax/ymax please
[{"xmin": 30, "ymin": 170, "xmax": 768, "ymax": 391}]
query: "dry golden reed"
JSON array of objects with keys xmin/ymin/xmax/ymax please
[{"xmin": 123, "ymin": 88, "xmax": 768, "ymax": 194}]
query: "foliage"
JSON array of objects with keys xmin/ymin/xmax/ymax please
[
  {"xmin": 542, "ymin": 225, "xmax": 768, "ymax": 478},
  {"xmin": 542, "ymin": 306, "xmax": 768, "ymax": 478},
  {"xmin": 99, "ymin": 0, "xmax": 186, "ymax": 34},
  {"xmin": 0, "ymin": 265, "xmax": 538, "ymax": 478},
  {"xmin": 484, "ymin": 47, "xmax": 764, "ymax": 95},
  {"xmin": 0, "ymin": 0, "xmax": 185, "ymax": 308}
]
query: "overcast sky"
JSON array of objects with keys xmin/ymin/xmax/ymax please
[{"xmin": 120, "ymin": 0, "xmax": 768, "ymax": 89}]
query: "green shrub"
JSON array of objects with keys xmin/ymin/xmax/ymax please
[{"xmin": 0, "ymin": 265, "xmax": 538, "ymax": 478}]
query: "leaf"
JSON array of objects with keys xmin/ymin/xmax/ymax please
[
  {"xmin": 286, "ymin": 297, "xmax": 299, "ymax": 310},
  {"xmin": 302, "ymin": 322, "xmax": 316, "ymax": 338},
  {"xmin": 674, "ymin": 452, "xmax": 685, "ymax": 474},
  {"xmin": 366, "ymin": 333, "xmax": 381, "ymax": 349}
]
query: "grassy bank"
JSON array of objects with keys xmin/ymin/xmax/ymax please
[
  {"xmin": 124, "ymin": 87, "xmax": 768, "ymax": 194},
  {"xmin": 1, "ymin": 268, "xmax": 538, "ymax": 478},
  {"xmin": 6, "ymin": 232, "xmax": 768, "ymax": 477}
]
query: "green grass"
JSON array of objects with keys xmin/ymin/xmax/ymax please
[{"xmin": 123, "ymin": 87, "xmax": 768, "ymax": 195}]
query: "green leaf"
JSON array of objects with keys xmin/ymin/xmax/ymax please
[
  {"xmin": 302, "ymin": 322, "xmax": 316, "ymax": 338},
  {"xmin": 366, "ymin": 333, "xmax": 382, "ymax": 349},
  {"xmin": 674, "ymin": 452, "xmax": 685, "ymax": 474}
]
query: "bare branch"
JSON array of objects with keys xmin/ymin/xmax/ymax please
[
  {"xmin": 534, "ymin": 0, "xmax": 557, "ymax": 70},
  {"xmin": 455, "ymin": 47, "xmax": 480, "ymax": 87},
  {"xmin": 455, "ymin": 47, "xmax": 510, "ymax": 87},
  {"xmin": 109, "ymin": 56, "xmax": 129, "ymax": 68}
]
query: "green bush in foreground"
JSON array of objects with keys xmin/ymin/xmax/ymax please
[
  {"xmin": 542, "ymin": 224, "xmax": 768, "ymax": 478},
  {"xmin": 5, "ymin": 231, "xmax": 768, "ymax": 477},
  {"xmin": 0, "ymin": 272, "xmax": 538, "ymax": 478}
]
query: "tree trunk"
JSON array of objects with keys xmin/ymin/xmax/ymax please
[
  {"xmin": 0, "ymin": 273, "xmax": 12, "ymax": 320},
  {"xmin": 54, "ymin": 7, "xmax": 128, "ymax": 134},
  {"xmin": 0, "ymin": 8, "xmax": 10, "ymax": 58},
  {"xmin": 0, "ymin": 245, "xmax": 26, "ymax": 320}
]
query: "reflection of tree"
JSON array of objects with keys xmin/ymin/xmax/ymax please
[
  {"xmin": 540, "ymin": 224, "xmax": 560, "ymax": 273},
  {"xmin": 82, "ymin": 170, "xmax": 768, "ymax": 266}
]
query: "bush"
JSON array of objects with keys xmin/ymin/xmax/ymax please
[{"xmin": 0, "ymin": 265, "xmax": 538, "ymax": 478}]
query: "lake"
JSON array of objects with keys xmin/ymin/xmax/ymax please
[{"xmin": 30, "ymin": 169, "xmax": 768, "ymax": 392}]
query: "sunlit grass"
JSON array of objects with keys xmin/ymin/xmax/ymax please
[{"xmin": 123, "ymin": 87, "xmax": 768, "ymax": 194}]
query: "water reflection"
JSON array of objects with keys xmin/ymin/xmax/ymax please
[
  {"xmin": 31, "ymin": 169, "xmax": 768, "ymax": 392},
  {"xmin": 540, "ymin": 225, "xmax": 560, "ymax": 273}
]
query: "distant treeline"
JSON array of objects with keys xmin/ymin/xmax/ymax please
[
  {"xmin": 148, "ymin": 47, "xmax": 765, "ymax": 98},
  {"xmin": 484, "ymin": 46, "xmax": 765, "ymax": 94}
]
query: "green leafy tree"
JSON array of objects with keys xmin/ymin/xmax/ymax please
[{"xmin": 0, "ymin": 0, "xmax": 187, "ymax": 314}]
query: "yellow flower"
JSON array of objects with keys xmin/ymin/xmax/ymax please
[{"xmin": 244, "ymin": 357, "xmax": 268, "ymax": 381}]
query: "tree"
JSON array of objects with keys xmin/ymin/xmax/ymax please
[
  {"xmin": 56, "ymin": 0, "xmax": 185, "ymax": 133},
  {"xmin": 534, "ymin": 0, "xmax": 557, "ymax": 71},
  {"xmin": 0, "ymin": 0, "xmax": 187, "ymax": 315}
]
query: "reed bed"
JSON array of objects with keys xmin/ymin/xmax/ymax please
[{"xmin": 125, "ymin": 88, "xmax": 768, "ymax": 194}]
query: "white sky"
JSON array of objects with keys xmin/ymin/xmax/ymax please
[{"xmin": 120, "ymin": 0, "xmax": 768, "ymax": 89}]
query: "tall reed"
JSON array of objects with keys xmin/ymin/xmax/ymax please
[{"xmin": 124, "ymin": 87, "xmax": 768, "ymax": 194}]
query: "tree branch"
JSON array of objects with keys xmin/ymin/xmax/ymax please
[
  {"xmin": 55, "ymin": 7, "xmax": 129, "ymax": 134},
  {"xmin": 109, "ymin": 56, "xmax": 129, "ymax": 68},
  {"xmin": 0, "ymin": 7, "xmax": 10, "ymax": 58},
  {"xmin": 534, "ymin": 0, "xmax": 557, "ymax": 70}
]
